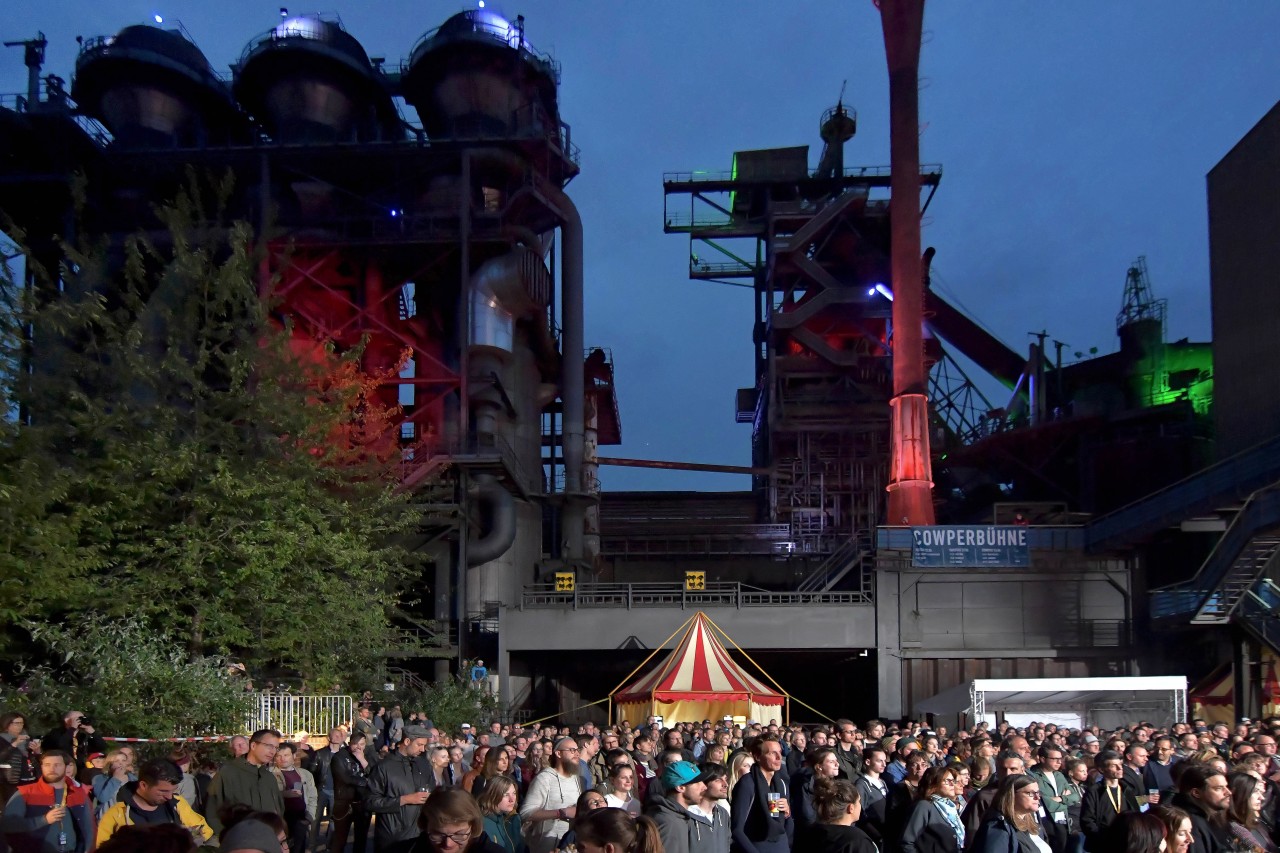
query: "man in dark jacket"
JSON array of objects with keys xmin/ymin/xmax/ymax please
[
  {"xmin": 38, "ymin": 713, "xmax": 106, "ymax": 784},
  {"xmin": 1079, "ymin": 752, "xmax": 1140, "ymax": 853},
  {"xmin": 307, "ymin": 727, "xmax": 345, "ymax": 852},
  {"xmin": 962, "ymin": 753, "xmax": 1024, "ymax": 846},
  {"xmin": 205, "ymin": 729, "xmax": 286, "ymax": 833},
  {"xmin": 1170, "ymin": 764, "xmax": 1232, "ymax": 853},
  {"xmin": 365, "ymin": 725, "xmax": 433, "ymax": 853},
  {"xmin": 644, "ymin": 761, "xmax": 714, "ymax": 853},
  {"xmin": 730, "ymin": 736, "xmax": 794, "ymax": 853},
  {"xmin": 833, "ymin": 720, "xmax": 864, "ymax": 782}
]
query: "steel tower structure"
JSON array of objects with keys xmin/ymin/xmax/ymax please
[{"xmin": 0, "ymin": 11, "xmax": 619, "ymax": 687}]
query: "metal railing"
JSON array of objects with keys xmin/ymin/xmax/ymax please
[
  {"xmin": 249, "ymin": 693, "xmax": 354, "ymax": 737},
  {"xmin": 663, "ymin": 164, "xmax": 945, "ymax": 184},
  {"xmin": 1148, "ymin": 486, "xmax": 1280, "ymax": 621},
  {"xmin": 520, "ymin": 581, "xmax": 871, "ymax": 609},
  {"xmin": 602, "ymin": 524, "xmax": 793, "ymax": 558},
  {"xmin": 1085, "ymin": 434, "xmax": 1280, "ymax": 551}
]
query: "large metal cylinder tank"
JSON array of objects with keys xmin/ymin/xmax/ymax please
[
  {"xmin": 401, "ymin": 9, "xmax": 560, "ymax": 140},
  {"xmin": 72, "ymin": 25, "xmax": 241, "ymax": 148},
  {"xmin": 233, "ymin": 16, "xmax": 400, "ymax": 144}
]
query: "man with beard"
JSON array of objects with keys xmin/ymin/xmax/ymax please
[
  {"xmin": 645, "ymin": 761, "xmax": 715, "ymax": 853},
  {"xmin": 365, "ymin": 725, "xmax": 433, "ymax": 853},
  {"xmin": 695, "ymin": 763, "xmax": 732, "ymax": 835},
  {"xmin": 1171, "ymin": 764, "xmax": 1232, "ymax": 853},
  {"xmin": 1, "ymin": 750, "xmax": 95, "ymax": 853}
]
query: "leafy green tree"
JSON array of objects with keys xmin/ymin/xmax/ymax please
[
  {"xmin": 0, "ymin": 615, "xmax": 252, "ymax": 739},
  {"xmin": 0, "ymin": 177, "xmax": 425, "ymax": 687}
]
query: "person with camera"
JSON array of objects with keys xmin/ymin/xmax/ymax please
[{"xmin": 39, "ymin": 713, "xmax": 106, "ymax": 785}]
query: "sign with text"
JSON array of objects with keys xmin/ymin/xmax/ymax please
[
  {"xmin": 911, "ymin": 525, "xmax": 1030, "ymax": 568},
  {"xmin": 684, "ymin": 571, "xmax": 706, "ymax": 591},
  {"xmin": 554, "ymin": 571, "xmax": 576, "ymax": 592}
]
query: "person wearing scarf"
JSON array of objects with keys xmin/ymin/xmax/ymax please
[
  {"xmin": 901, "ymin": 767, "xmax": 964, "ymax": 853},
  {"xmin": 729, "ymin": 735, "xmax": 793, "ymax": 853}
]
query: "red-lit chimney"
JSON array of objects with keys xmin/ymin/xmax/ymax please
[{"xmin": 878, "ymin": 0, "xmax": 936, "ymax": 526}]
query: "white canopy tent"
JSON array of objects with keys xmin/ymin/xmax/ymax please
[{"xmin": 915, "ymin": 676, "xmax": 1188, "ymax": 730}]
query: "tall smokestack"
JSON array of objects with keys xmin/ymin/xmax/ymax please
[{"xmin": 878, "ymin": 0, "xmax": 935, "ymax": 526}]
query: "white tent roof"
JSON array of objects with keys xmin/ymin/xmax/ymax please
[{"xmin": 916, "ymin": 676, "xmax": 1188, "ymax": 727}]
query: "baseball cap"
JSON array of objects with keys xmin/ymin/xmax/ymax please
[
  {"xmin": 1082, "ymin": 734, "xmax": 1099, "ymax": 744},
  {"xmin": 461, "ymin": 723, "xmax": 472, "ymax": 729},
  {"xmin": 87, "ymin": 752, "xmax": 105, "ymax": 761},
  {"xmin": 661, "ymin": 760, "xmax": 712, "ymax": 788}
]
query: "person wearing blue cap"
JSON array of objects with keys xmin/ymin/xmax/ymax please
[{"xmin": 643, "ymin": 760, "xmax": 715, "ymax": 853}]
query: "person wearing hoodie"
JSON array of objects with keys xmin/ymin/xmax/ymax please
[
  {"xmin": 643, "ymin": 761, "xmax": 715, "ymax": 853},
  {"xmin": 205, "ymin": 730, "xmax": 286, "ymax": 834},
  {"xmin": 792, "ymin": 748, "xmax": 841, "ymax": 834},
  {"xmin": 96, "ymin": 758, "xmax": 213, "ymax": 846}
]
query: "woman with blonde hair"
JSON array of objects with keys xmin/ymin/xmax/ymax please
[
  {"xmin": 476, "ymin": 776, "xmax": 526, "ymax": 853},
  {"xmin": 727, "ymin": 752, "xmax": 755, "ymax": 794}
]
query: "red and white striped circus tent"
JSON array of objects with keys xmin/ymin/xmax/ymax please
[{"xmin": 612, "ymin": 612, "xmax": 787, "ymax": 725}]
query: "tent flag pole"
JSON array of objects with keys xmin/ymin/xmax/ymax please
[
  {"xmin": 523, "ymin": 696, "xmax": 611, "ymax": 728},
  {"xmin": 606, "ymin": 611, "xmax": 699, "ymax": 698},
  {"xmin": 700, "ymin": 612, "xmax": 791, "ymax": 698},
  {"xmin": 700, "ymin": 611, "xmax": 831, "ymax": 724},
  {"xmin": 786, "ymin": 693, "xmax": 836, "ymax": 723}
]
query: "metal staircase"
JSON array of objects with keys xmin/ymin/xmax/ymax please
[
  {"xmin": 1149, "ymin": 484, "xmax": 1280, "ymax": 653},
  {"xmin": 797, "ymin": 531, "xmax": 874, "ymax": 594}
]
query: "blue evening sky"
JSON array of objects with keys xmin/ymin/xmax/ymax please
[{"xmin": 4, "ymin": 2, "xmax": 1278, "ymax": 490}]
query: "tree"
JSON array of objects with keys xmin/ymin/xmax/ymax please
[
  {"xmin": 0, "ymin": 616, "xmax": 252, "ymax": 739},
  {"xmin": 0, "ymin": 176, "xmax": 425, "ymax": 687}
]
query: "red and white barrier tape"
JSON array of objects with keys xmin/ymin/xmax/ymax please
[{"xmin": 102, "ymin": 736, "xmax": 236, "ymax": 743}]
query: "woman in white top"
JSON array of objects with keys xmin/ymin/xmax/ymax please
[{"xmin": 603, "ymin": 763, "xmax": 641, "ymax": 815}]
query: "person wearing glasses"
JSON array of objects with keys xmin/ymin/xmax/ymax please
[
  {"xmin": 410, "ymin": 789, "xmax": 505, "ymax": 853},
  {"xmin": 900, "ymin": 766, "xmax": 965, "ymax": 853},
  {"xmin": 968, "ymin": 775, "xmax": 1052, "ymax": 853},
  {"xmin": 519, "ymin": 738, "xmax": 585, "ymax": 853},
  {"xmin": 206, "ymin": 730, "xmax": 286, "ymax": 834}
]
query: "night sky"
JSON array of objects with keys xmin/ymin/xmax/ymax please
[{"xmin": 4, "ymin": 2, "xmax": 1278, "ymax": 491}]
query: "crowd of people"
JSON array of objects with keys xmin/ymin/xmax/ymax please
[{"xmin": 0, "ymin": 706, "xmax": 1277, "ymax": 853}]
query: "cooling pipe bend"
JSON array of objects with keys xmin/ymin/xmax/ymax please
[{"xmin": 467, "ymin": 475, "xmax": 517, "ymax": 566}]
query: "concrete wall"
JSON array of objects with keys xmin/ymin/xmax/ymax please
[
  {"xmin": 874, "ymin": 550, "xmax": 1131, "ymax": 718},
  {"xmin": 501, "ymin": 604, "xmax": 876, "ymax": 652},
  {"xmin": 1210, "ymin": 101, "xmax": 1280, "ymax": 458}
]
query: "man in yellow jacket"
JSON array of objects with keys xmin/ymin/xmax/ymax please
[{"xmin": 97, "ymin": 757, "xmax": 214, "ymax": 846}]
